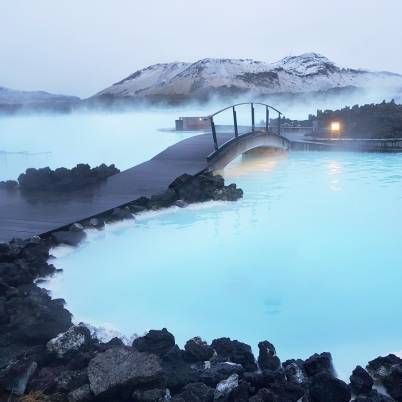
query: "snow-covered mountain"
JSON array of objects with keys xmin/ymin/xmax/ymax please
[
  {"xmin": 0, "ymin": 86, "xmax": 79, "ymax": 105},
  {"xmin": 92, "ymin": 53, "xmax": 402, "ymax": 104}
]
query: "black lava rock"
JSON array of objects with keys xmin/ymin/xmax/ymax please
[
  {"xmin": 283, "ymin": 359, "xmax": 306, "ymax": 384},
  {"xmin": 0, "ymin": 180, "xmax": 18, "ymax": 190},
  {"xmin": 309, "ymin": 372, "xmax": 351, "ymax": 402},
  {"xmin": 303, "ymin": 352, "xmax": 335, "ymax": 377},
  {"xmin": 383, "ymin": 364, "xmax": 402, "ymax": 401},
  {"xmin": 18, "ymin": 163, "xmax": 119, "ymax": 192},
  {"xmin": 172, "ymin": 382, "xmax": 214, "ymax": 402},
  {"xmin": 258, "ymin": 340, "xmax": 281, "ymax": 371},
  {"xmin": 350, "ymin": 365, "xmax": 373, "ymax": 395},
  {"xmin": 52, "ymin": 230, "xmax": 86, "ymax": 247},
  {"xmin": 354, "ymin": 389, "xmax": 395, "ymax": 401},
  {"xmin": 211, "ymin": 337, "xmax": 257, "ymax": 372},
  {"xmin": 184, "ymin": 337, "xmax": 214, "ymax": 362},
  {"xmin": 161, "ymin": 345, "xmax": 197, "ymax": 391},
  {"xmin": 367, "ymin": 354, "xmax": 402, "ymax": 381},
  {"xmin": 169, "ymin": 173, "xmax": 241, "ymax": 204},
  {"xmin": 133, "ymin": 328, "xmax": 175, "ymax": 357}
]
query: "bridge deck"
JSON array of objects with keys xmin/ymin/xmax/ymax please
[{"xmin": 0, "ymin": 132, "xmax": 236, "ymax": 242}]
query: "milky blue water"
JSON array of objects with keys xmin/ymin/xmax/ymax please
[
  {"xmin": 47, "ymin": 148, "xmax": 402, "ymax": 379},
  {"xmin": 0, "ymin": 111, "xmax": 195, "ymax": 181}
]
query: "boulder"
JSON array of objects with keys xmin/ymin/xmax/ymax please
[
  {"xmin": 68, "ymin": 384, "xmax": 93, "ymax": 402},
  {"xmin": 87, "ymin": 218, "xmax": 105, "ymax": 229},
  {"xmin": 161, "ymin": 345, "xmax": 197, "ymax": 391},
  {"xmin": 309, "ymin": 372, "xmax": 351, "ymax": 402},
  {"xmin": 211, "ymin": 337, "xmax": 257, "ymax": 372},
  {"xmin": 0, "ymin": 357, "xmax": 37, "ymax": 395},
  {"xmin": 169, "ymin": 173, "xmax": 225, "ymax": 203},
  {"xmin": 4, "ymin": 285, "xmax": 72, "ymax": 345},
  {"xmin": 172, "ymin": 382, "xmax": 214, "ymax": 402},
  {"xmin": 248, "ymin": 388, "xmax": 277, "ymax": 402},
  {"xmin": 108, "ymin": 207, "xmax": 134, "ymax": 222},
  {"xmin": 350, "ymin": 365, "xmax": 373, "ymax": 395},
  {"xmin": 52, "ymin": 230, "xmax": 86, "ymax": 247},
  {"xmin": 47, "ymin": 325, "xmax": 92, "ymax": 358},
  {"xmin": 214, "ymin": 373, "xmax": 239, "ymax": 400},
  {"xmin": 174, "ymin": 199, "xmax": 188, "ymax": 208},
  {"xmin": 196, "ymin": 361, "xmax": 244, "ymax": 387},
  {"xmin": 69, "ymin": 223, "xmax": 84, "ymax": 232},
  {"xmin": 283, "ymin": 360, "xmax": 306, "ymax": 384},
  {"xmin": 87, "ymin": 347, "xmax": 164, "ymax": 397},
  {"xmin": 354, "ymin": 389, "xmax": 394, "ymax": 401},
  {"xmin": 52, "ymin": 369, "xmax": 89, "ymax": 393},
  {"xmin": 303, "ymin": 352, "xmax": 334, "ymax": 377},
  {"xmin": 212, "ymin": 184, "xmax": 243, "ymax": 202},
  {"xmin": 132, "ymin": 388, "xmax": 169, "ymax": 401},
  {"xmin": 383, "ymin": 364, "xmax": 402, "ymax": 401},
  {"xmin": 133, "ymin": 328, "xmax": 175, "ymax": 357},
  {"xmin": 184, "ymin": 337, "xmax": 214, "ymax": 362},
  {"xmin": 149, "ymin": 188, "xmax": 178, "ymax": 209},
  {"xmin": 367, "ymin": 354, "xmax": 402, "ymax": 381},
  {"xmin": 244, "ymin": 369, "xmax": 304, "ymax": 402},
  {"xmin": 258, "ymin": 341, "xmax": 281, "ymax": 371},
  {"xmin": 17, "ymin": 164, "xmax": 119, "ymax": 192},
  {"xmin": 128, "ymin": 204, "xmax": 148, "ymax": 214}
]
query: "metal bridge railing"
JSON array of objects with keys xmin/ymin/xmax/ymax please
[{"xmin": 205, "ymin": 102, "xmax": 283, "ymax": 151}]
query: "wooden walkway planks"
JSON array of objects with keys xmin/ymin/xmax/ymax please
[{"xmin": 0, "ymin": 132, "xmax": 234, "ymax": 242}]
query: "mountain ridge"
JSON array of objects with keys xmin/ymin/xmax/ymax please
[{"xmin": 91, "ymin": 53, "xmax": 402, "ymax": 104}]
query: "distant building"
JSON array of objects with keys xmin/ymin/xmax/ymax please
[{"xmin": 175, "ymin": 116, "xmax": 210, "ymax": 131}]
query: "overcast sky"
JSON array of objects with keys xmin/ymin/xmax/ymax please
[{"xmin": 1, "ymin": 0, "xmax": 402, "ymax": 98}]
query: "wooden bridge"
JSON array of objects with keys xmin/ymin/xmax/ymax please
[{"xmin": 0, "ymin": 103, "xmax": 290, "ymax": 243}]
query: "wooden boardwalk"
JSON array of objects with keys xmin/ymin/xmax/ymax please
[{"xmin": 0, "ymin": 132, "xmax": 235, "ymax": 242}]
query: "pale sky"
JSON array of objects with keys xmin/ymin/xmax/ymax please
[{"xmin": 1, "ymin": 0, "xmax": 402, "ymax": 98}]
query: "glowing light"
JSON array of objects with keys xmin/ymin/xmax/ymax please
[{"xmin": 331, "ymin": 122, "xmax": 341, "ymax": 132}]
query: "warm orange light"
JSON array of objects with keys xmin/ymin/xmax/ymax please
[{"xmin": 331, "ymin": 121, "xmax": 341, "ymax": 132}]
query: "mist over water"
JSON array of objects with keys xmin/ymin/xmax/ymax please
[{"xmin": 0, "ymin": 110, "xmax": 199, "ymax": 181}]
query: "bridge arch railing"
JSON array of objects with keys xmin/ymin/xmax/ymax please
[{"xmin": 205, "ymin": 102, "xmax": 283, "ymax": 151}]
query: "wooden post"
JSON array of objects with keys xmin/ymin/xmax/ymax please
[
  {"xmin": 278, "ymin": 112, "xmax": 281, "ymax": 136},
  {"xmin": 251, "ymin": 103, "xmax": 255, "ymax": 132},
  {"xmin": 210, "ymin": 117, "xmax": 218, "ymax": 151},
  {"xmin": 233, "ymin": 106, "xmax": 238, "ymax": 138}
]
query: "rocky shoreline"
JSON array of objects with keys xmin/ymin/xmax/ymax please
[{"xmin": 0, "ymin": 171, "xmax": 401, "ymax": 401}]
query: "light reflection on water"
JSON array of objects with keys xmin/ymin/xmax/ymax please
[{"xmin": 46, "ymin": 150, "xmax": 402, "ymax": 379}]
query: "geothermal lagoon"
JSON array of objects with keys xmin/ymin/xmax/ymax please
[{"xmin": 2, "ymin": 111, "xmax": 402, "ymax": 379}]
